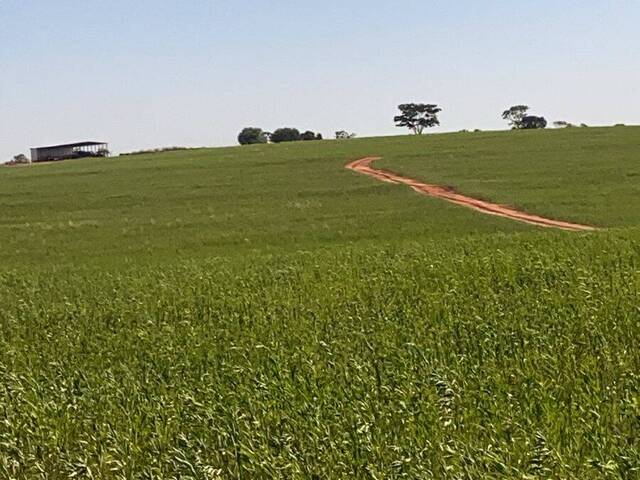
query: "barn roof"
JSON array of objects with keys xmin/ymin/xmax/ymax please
[{"xmin": 32, "ymin": 141, "xmax": 108, "ymax": 150}]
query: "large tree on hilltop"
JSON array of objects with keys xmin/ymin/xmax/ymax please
[
  {"xmin": 394, "ymin": 103, "xmax": 441, "ymax": 134},
  {"xmin": 502, "ymin": 105, "xmax": 529, "ymax": 129}
]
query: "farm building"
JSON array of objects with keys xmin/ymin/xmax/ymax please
[{"xmin": 30, "ymin": 141, "xmax": 109, "ymax": 162}]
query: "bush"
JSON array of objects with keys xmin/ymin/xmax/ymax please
[
  {"xmin": 238, "ymin": 128, "xmax": 268, "ymax": 145},
  {"xmin": 270, "ymin": 128, "xmax": 301, "ymax": 143},
  {"xmin": 5, "ymin": 153, "xmax": 31, "ymax": 165},
  {"xmin": 13, "ymin": 153, "xmax": 30, "ymax": 164}
]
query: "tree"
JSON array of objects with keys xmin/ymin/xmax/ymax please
[
  {"xmin": 502, "ymin": 105, "xmax": 529, "ymax": 129},
  {"xmin": 12, "ymin": 153, "xmax": 30, "ymax": 164},
  {"xmin": 270, "ymin": 128, "xmax": 301, "ymax": 143},
  {"xmin": 394, "ymin": 103, "xmax": 441, "ymax": 134},
  {"xmin": 301, "ymin": 130, "xmax": 317, "ymax": 141},
  {"xmin": 335, "ymin": 131, "xmax": 356, "ymax": 139},
  {"xmin": 238, "ymin": 127, "xmax": 268, "ymax": 145},
  {"xmin": 521, "ymin": 116, "xmax": 547, "ymax": 129},
  {"xmin": 315, "ymin": 133, "xmax": 323, "ymax": 140}
]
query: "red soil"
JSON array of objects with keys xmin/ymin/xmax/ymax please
[{"xmin": 346, "ymin": 157, "xmax": 597, "ymax": 232}]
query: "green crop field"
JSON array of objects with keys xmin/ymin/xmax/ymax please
[{"xmin": 1, "ymin": 127, "xmax": 639, "ymax": 478}]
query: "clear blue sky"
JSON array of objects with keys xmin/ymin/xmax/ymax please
[{"xmin": 1, "ymin": 0, "xmax": 638, "ymax": 160}]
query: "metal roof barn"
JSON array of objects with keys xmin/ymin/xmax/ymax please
[{"xmin": 30, "ymin": 141, "xmax": 109, "ymax": 162}]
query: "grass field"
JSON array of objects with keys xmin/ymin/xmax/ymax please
[
  {"xmin": 1, "ymin": 132, "xmax": 534, "ymax": 268},
  {"xmin": 1, "ymin": 127, "xmax": 639, "ymax": 478},
  {"xmin": 377, "ymin": 126, "xmax": 640, "ymax": 228},
  {"xmin": 2, "ymin": 125, "xmax": 638, "ymax": 268}
]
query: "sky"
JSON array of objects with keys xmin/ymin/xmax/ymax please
[{"xmin": 1, "ymin": 0, "xmax": 638, "ymax": 160}]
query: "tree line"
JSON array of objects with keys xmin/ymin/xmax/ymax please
[
  {"xmin": 392, "ymin": 103, "xmax": 553, "ymax": 135},
  {"xmin": 238, "ymin": 128, "xmax": 322, "ymax": 145},
  {"xmin": 237, "ymin": 127, "xmax": 362, "ymax": 145},
  {"xmin": 238, "ymin": 103, "xmax": 563, "ymax": 146}
]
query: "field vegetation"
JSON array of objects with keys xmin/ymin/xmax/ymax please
[
  {"xmin": 0, "ymin": 127, "xmax": 638, "ymax": 478},
  {"xmin": 2, "ymin": 127, "xmax": 639, "ymax": 268}
]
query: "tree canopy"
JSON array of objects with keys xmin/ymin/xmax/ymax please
[
  {"xmin": 335, "ymin": 131, "xmax": 356, "ymax": 139},
  {"xmin": 502, "ymin": 105, "xmax": 530, "ymax": 129},
  {"xmin": 394, "ymin": 104, "xmax": 441, "ymax": 134},
  {"xmin": 8, "ymin": 153, "xmax": 30, "ymax": 165},
  {"xmin": 238, "ymin": 127, "xmax": 268, "ymax": 145},
  {"xmin": 521, "ymin": 116, "xmax": 547, "ymax": 129},
  {"xmin": 270, "ymin": 128, "xmax": 301, "ymax": 143}
]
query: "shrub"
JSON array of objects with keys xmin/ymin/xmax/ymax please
[
  {"xmin": 5, "ymin": 153, "xmax": 31, "ymax": 165},
  {"xmin": 13, "ymin": 153, "xmax": 30, "ymax": 164}
]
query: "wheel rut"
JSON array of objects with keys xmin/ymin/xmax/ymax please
[{"xmin": 346, "ymin": 157, "xmax": 597, "ymax": 232}]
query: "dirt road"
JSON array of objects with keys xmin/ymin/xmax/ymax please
[{"xmin": 346, "ymin": 157, "xmax": 596, "ymax": 232}]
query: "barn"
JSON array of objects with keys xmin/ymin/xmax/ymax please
[{"xmin": 30, "ymin": 141, "xmax": 109, "ymax": 162}]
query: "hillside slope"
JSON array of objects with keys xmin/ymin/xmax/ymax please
[
  {"xmin": 0, "ymin": 128, "xmax": 639, "ymax": 477},
  {"xmin": 1, "ymin": 126, "xmax": 638, "ymax": 267}
]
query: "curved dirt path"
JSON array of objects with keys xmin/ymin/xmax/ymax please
[{"xmin": 346, "ymin": 157, "xmax": 597, "ymax": 232}]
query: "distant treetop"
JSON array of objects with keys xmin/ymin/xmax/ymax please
[
  {"xmin": 335, "ymin": 131, "xmax": 356, "ymax": 139},
  {"xmin": 394, "ymin": 103, "xmax": 441, "ymax": 134},
  {"xmin": 502, "ymin": 105, "xmax": 546, "ymax": 130},
  {"xmin": 520, "ymin": 116, "xmax": 547, "ymax": 129},
  {"xmin": 502, "ymin": 105, "xmax": 529, "ymax": 129},
  {"xmin": 238, "ymin": 127, "xmax": 268, "ymax": 145}
]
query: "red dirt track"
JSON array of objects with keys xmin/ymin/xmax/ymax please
[{"xmin": 346, "ymin": 157, "xmax": 597, "ymax": 232}]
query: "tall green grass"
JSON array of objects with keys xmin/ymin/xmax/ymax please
[
  {"xmin": 1, "ymin": 128, "xmax": 639, "ymax": 477},
  {"xmin": 1, "ymin": 230, "xmax": 638, "ymax": 478}
]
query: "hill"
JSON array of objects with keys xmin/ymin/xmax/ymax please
[
  {"xmin": 1, "ymin": 126, "xmax": 639, "ymax": 268},
  {"xmin": 0, "ymin": 127, "xmax": 638, "ymax": 478}
]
